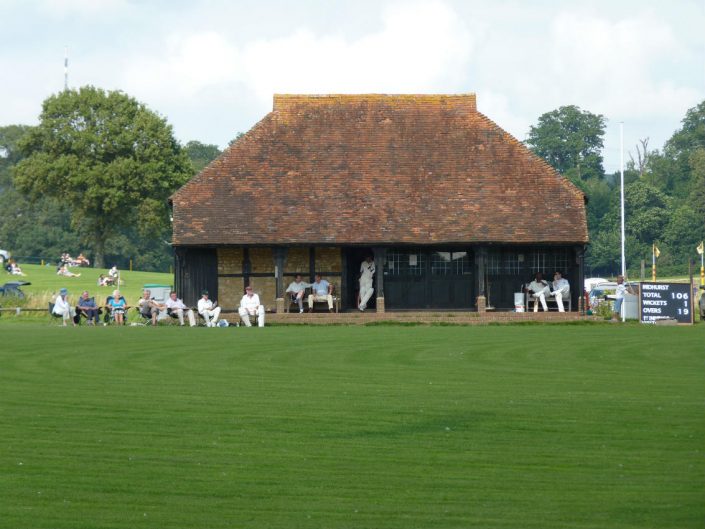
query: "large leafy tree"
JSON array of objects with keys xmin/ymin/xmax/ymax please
[
  {"xmin": 184, "ymin": 140, "xmax": 221, "ymax": 173},
  {"xmin": 0, "ymin": 125, "xmax": 82, "ymax": 261},
  {"xmin": 526, "ymin": 105, "xmax": 606, "ymax": 181},
  {"xmin": 13, "ymin": 86, "xmax": 193, "ymax": 267}
]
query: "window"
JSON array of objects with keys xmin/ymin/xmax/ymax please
[
  {"xmin": 386, "ymin": 250, "xmax": 426, "ymax": 276},
  {"xmin": 431, "ymin": 251, "xmax": 471, "ymax": 275}
]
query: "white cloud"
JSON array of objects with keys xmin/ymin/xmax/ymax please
[
  {"xmin": 548, "ymin": 10, "xmax": 699, "ymax": 118},
  {"xmin": 122, "ymin": 0, "xmax": 472, "ymax": 105}
]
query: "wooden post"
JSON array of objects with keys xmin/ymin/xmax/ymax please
[
  {"xmin": 273, "ymin": 247, "xmax": 288, "ymax": 312},
  {"xmin": 475, "ymin": 247, "xmax": 486, "ymax": 311},
  {"xmin": 373, "ymin": 247, "xmax": 386, "ymax": 313}
]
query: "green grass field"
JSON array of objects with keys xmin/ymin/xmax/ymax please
[
  {"xmin": 2, "ymin": 264, "xmax": 173, "ymax": 309},
  {"xmin": 1, "ymin": 324, "xmax": 703, "ymax": 528}
]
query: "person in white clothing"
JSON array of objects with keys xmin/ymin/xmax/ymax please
[
  {"xmin": 52, "ymin": 287, "xmax": 77, "ymax": 326},
  {"xmin": 197, "ymin": 290, "xmax": 221, "ymax": 327},
  {"xmin": 165, "ymin": 291, "xmax": 196, "ymax": 326},
  {"xmin": 285, "ymin": 274, "xmax": 310, "ymax": 313},
  {"xmin": 612, "ymin": 275, "xmax": 635, "ymax": 321},
  {"xmin": 239, "ymin": 285, "xmax": 265, "ymax": 327},
  {"xmin": 526, "ymin": 272, "xmax": 551, "ymax": 312},
  {"xmin": 308, "ymin": 275, "xmax": 334, "ymax": 312},
  {"xmin": 358, "ymin": 255, "xmax": 375, "ymax": 311},
  {"xmin": 549, "ymin": 271, "xmax": 570, "ymax": 312}
]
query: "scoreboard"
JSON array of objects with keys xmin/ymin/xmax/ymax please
[{"xmin": 640, "ymin": 282, "xmax": 693, "ymax": 324}]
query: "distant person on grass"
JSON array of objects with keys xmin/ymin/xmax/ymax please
[
  {"xmin": 239, "ymin": 285, "xmax": 265, "ymax": 327},
  {"xmin": 57, "ymin": 265, "xmax": 81, "ymax": 277},
  {"xmin": 9, "ymin": 259, "xmax": 26, "ymax": 276},
  {"xmin": 52, "ymin": 288, "xmax": 76, "ymax": 327},
  {"xmin": 108, "ymin": 289, "xmax": 127, "ymax": 325},
  {"xmin": 77, "ymin": 290, "xmax": 101, "ymax": 325},
  {"xmin": 97, "ymin": 274, "xmax": 114, "ymax": 287},
  {"xmin": 197, "ymin": 290, "xmax": 221, "ymax": 327}
]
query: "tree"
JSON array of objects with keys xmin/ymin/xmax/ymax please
[
  {"xmin": 184, "ymin": 140, "xmax": 221, "ymax": 173},
  {"xmin": 0, "ymin": 125, "xmax": 81, "ymax": 262},
  {"xmin": 525, "ymin": 105, "xmax": 606, "ymax": 181},
  {"xmin": 13, "ymin": 87, "xmax": 193, "ymax": 267}
]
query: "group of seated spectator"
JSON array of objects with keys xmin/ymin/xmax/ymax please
[
  {"xmin": 5, "ymin": 258, "xmax": 26, "ymax": 276},
  {"xmin": 59, "ymin": 252, "xmax": 91, "ymax": 268},
  {"xmin": 97, "ymin": 266, "xmax": 119, "ymax": 286},
  {"xmin": 524, "ymin": 271, "xmax": 570, "ymax": 312},
  {"xmin": 51, "ymin": 285, "xmax": 271, "ymax": 328},
  {"xmin": 285, "ymin": 274, "xmax": 335, "ymax": 313}
]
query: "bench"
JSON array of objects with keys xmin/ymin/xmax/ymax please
[
  {"xmin": 285, "ymin": 286, "xmax": 340, "ymax": 313},
  {"xmin": 525, "ymin": 290, "xmax": 572, "ymax": 312}
]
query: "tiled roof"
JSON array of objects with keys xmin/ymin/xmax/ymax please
[{"xmin": 171, "ymin": 94, "xmax": 588, "ymax": 246}]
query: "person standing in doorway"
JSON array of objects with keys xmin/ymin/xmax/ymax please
[{"xmin": 358, "ymin": 255, "xmax": 375, "ymax": 311}]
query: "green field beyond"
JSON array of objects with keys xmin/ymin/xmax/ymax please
[
  {"xmin": 1, "ymin": 325, "xmax": 703, "ymax": 529},
  {"xmin": 2, "ymin": 264, "xmax": 173, "ymax": 308}
]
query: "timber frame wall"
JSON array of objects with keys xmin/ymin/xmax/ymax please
[{"xmin": 174, "ymin": 245, "xmax": 585, "ymax": 313}]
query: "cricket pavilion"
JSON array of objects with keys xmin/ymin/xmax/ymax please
[{"xmin": 170, "ymin": 94, "xmax": 589, "ymax": 314}]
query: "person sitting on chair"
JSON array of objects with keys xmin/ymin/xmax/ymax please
[
  {"xmin": 358, "ymin": 255, "xmax": 375, "ymax": 312},
  {"xmin": 308, "ymin": 274, "xmax": 334, "ymax": 313},
  {"xmin": 197, "ymin": 290, "xmax": 221, "ymax": 327},
  {"xmin": 52, "ymin": 287, "xmax": 77, "ymax": 327},
  {"xmin": 77, "ymin": 290, "xmax": 101, "ymax": 325},
  {"xmin": 138, "ymin": 289, "xmax": 164, "ymax": 326},
  {"xmin": 285, "ymin": 274, "xmax": 310, "ymax": 313},
  {"xmin": 239, "ymin": 285, "xmax": 265, "ymax": 327},
  {"xmin": 549, "ymin": 271, "xmax": 570, "ymax": 312},
  {"xmin": 526, "ymin": 272, "xmax": 551, "ymax": 312},
  {"xmin": 165, "ymin": 291, "xmax": 196, "ymax": 327},
  {"xmin": 108, "ymin": 289, "xmax": 127, "ymax": 325}
]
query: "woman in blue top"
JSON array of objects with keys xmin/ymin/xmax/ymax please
[{"xmin": 108, "ymin": 289, "xmax": 127, "ymax": 325}]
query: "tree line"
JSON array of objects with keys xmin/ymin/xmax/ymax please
[
  {"xmin": 526, "ymin": 102, "xmax": 705, "ymax": 277},
  {"xmin": 1, "ymin": 86, "xmax": 702, "ymax": 275}
]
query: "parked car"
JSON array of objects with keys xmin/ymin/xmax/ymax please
[
  {"xmin": 589, "ymin": 281, "xmax": 640, "ymax": 310},
  {"xmin": 584, "ymin": 277, "xmax": 608, "ymax": 293}
]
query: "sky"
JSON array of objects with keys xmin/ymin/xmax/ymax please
[{"xmin": 1, "ymin": 0, "xmax": 703, "ymax": 173}]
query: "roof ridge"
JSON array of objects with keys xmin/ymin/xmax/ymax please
[{"xmin": 273, "ymin": 93, "xmax": 477, "ymax": 112}]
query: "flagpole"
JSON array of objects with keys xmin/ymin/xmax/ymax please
[
  {"xmin": 652, "ymin": 245, "xmax": 656, "ymax": 281},
  {"xmin": 620, "ymin": 123, "xmax": 626, "ymax": 279},
  {"xmin": 620, "ymin": 123, "xmax": 626, "ymax": 321}
]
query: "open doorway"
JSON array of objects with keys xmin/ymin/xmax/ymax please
[{"xmin": 343, "ymin": 247, "xmax": 376, "ymax": 311}]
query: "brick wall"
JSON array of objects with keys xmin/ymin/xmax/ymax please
[
  {"xmin": 249, "ymin": 248, "xmax": 274, "ymax": 273},
  {"xmin": 285, "ymin": 247, "xmax": 309, "ymax": 274},
  {"xmin": 219, "ymin": 277, "xmax": 242, "ymax": 309},
  {"xmin": 315, "ymin": 247, "xmax": 341, "ymax": 273},
  {"xmin": 248, "ymin": 277, "xmax": 277, "ymax": 311},
  {"xmin": 218, "ymin": 248, "xmax": 243, "ymax": 274}
]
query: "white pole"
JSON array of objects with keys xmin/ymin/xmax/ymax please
[
  {"xmin": 620, "ymin": 122, "xmax": 626, "ymax": 321},
  {"xmin": 64, "ymin": 46, "xmax": 68, "ymax": 91}
]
